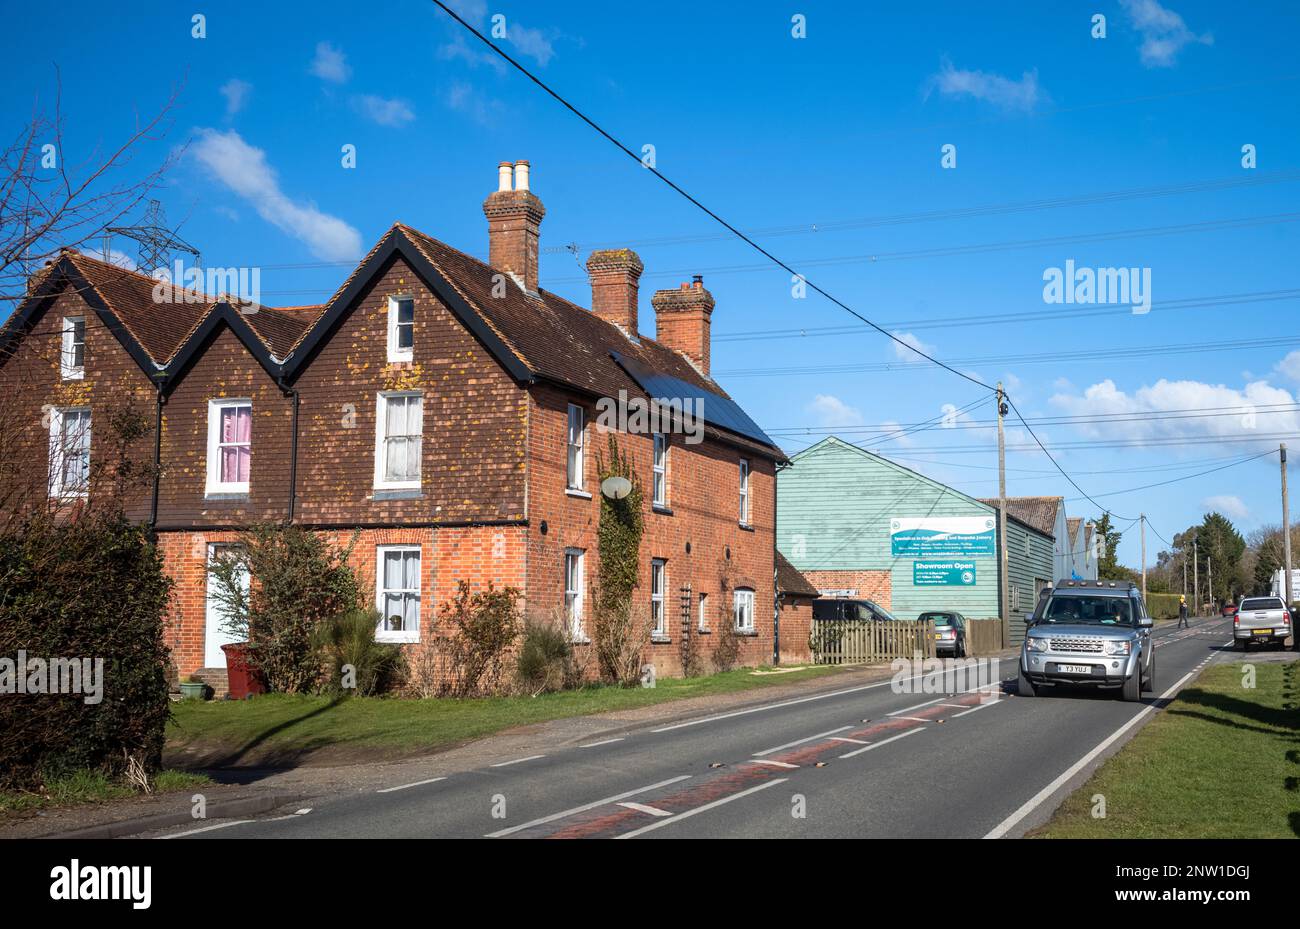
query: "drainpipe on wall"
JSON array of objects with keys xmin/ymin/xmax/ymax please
[
  {"xmin": 773, "ymin": 460, "xmax": 787, "ymax": 666},
  {"xmin": 148, "ymin": 379, "xmax": 166, "ymax": 536},
  {"xmin": 280, "ymin": 377, "xmax": 299, "ymax": 524}
]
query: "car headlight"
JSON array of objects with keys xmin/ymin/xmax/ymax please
[
  {"xmin": 1104, "ymin": 640, "xmax": 1132, "ymax": 656},
  {"xmin": 1027, "ymin": 637, "xmax": 1049, "ymax": 653}
]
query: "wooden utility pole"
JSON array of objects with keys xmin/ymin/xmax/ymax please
[
  {"xmin": 1282, "ymin": 444, "xmax": 1293, "ymax": 608},
  {"xmin": 1208, "ymin": 557, "xmax": 1214, "ymax": 608},
  {"xmin": 1140, "ymin": 514, "xmax": 1147, "ymax": 601},
  {"xmin": 997, "ymin": 382, "xmax": 1010, "ymax": 648},
  {"xmin": 1193, "ymin": 535, "xmax": 1199, "ymax": 614}
]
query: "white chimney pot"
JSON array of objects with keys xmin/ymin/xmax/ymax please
[
  {"xmin": 514, "ymin": 160, "xmax": 530, "ymax": 192},
  {"xmin": 497, "ymin": 162, "xmax": 513, "ymax": 192}
]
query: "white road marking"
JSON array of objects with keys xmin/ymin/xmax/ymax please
[
  {"xmin": 937, "ymin": 703, "xmax": 970, "ymax": 709},
  {"xmin": 615, "ymin": 778, "xmax": 788, "ymax": 839},
  {"xmin": 749, "ymin": 759, "xmax": 799, "ymax": 769},
  {"xmin": 377, "ymin": 776, "xmax": 447, "ymax": 794},
  {"xmin": 650, "ymin": 671, "xmax": 945, "ymax": 733},
  {"xmin": 265, "ymin": 807, "xmax": 313, "ymax": 821},
  {"xmin": 983, "ymin": 670, "xmax": 1196, "ymax": 839},
  {"xmin": 753, "ymin": 725, "xmax": 852, "ymax": 757},
  {"xmin": 618, "ymin": 801, "xmax": 673, "ymax": 817},
  {"xmin": 485, "ymin": 775, "xmax": 691, "ymax": 838},
  {"xmin": 952, "ymin": 701, "xmax": 1001, "ymax": 718},
  {"xmin": 159, "ymin": 819, "xmax": 253, "ymax": 839},
  {"xmin": 889, "ymin": 697, "xmax": 945, "ymax": 715},
  {"xmin": 490, "ymin": 754, "xmax": 545, "ymax": 768},
  {"xmin": 838, "ymin": 726, "xmax": 926, "ymax": 759},
  {"xmin": 890, "ymin": 715, "xmax": 933, "ymax": 723},
  {"xmin": 579, "ymin": 738, "xmax": 625, "ymax": 749},
  {"xmin": 830, "ymin": 736, "xmax": 869, "ymax": 745}
]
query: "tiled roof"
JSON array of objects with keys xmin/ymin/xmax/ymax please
[
  {"xmin": 776, "ymin": 551, "xmax": 819, "ymax": 597},
  {"xmin": 977, "ymin": 495, "xmax": 1062, "ymax": 537}
]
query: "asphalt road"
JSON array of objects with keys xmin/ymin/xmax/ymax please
[{"xmin": 152, "ymin": 618, "xmax": 1242, "ymax": 840}]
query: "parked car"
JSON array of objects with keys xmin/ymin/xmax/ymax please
[
  {"xmin": 812, "ymin": 598, "xmax": 902, "ymax": 623},
  {"xmin": 918, "ymin": 610, "xmax": 967, "ymax": 657},
  {"xmin": 1233, "ymin": 596, "xmax": 1292, "ymax": 649},
  {"xmin": 1019, "ymin": 580, "xmax": 1154, "ymax": 702},
  {"xmin": 1221, "ymin": 601, "xmax": 1238, "ymax": 618}
]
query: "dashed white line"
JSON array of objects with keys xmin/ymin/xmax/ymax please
[
  {"xmin": 485, "ymin": 775, "xmax": 691, "ymax": 838},
  {"xmin": 890, "ymin": 715, "xmax": 933, "ymax": 723},
  {"xmin": 753, "ymin": 725, "xmax": 852, "ymax": 757},
  {"xmin": 838, "ymin": 726, "xmax": 926, "ymax": 759},
  {"xmin": 952, "ymin": 700, "xmax": 1002, "ymax": 718},
  {"xmin": 615, "ymin": 778, "xmax": 789, "ymax": 839},
  {"xmin": 830, "ymin": 736, "xmax": 869, "ymax": 745},
  {"xmin": 377, "ymin": 776, "xmax": 447, "ymax": 794},
  {"xmin": 579, "ymin": 737, "xmax": 625, "ymax": 749},
  {"xmin": 618, "ymin": 801, "xmax": 673, "ymax": 817},
  {"xmin": 491, "ymin": 754, "xmax": 545, "ymax": 768},
  {"xmin": 889, "ymin": 697, "xmax": 946, "ymax": 716},
  {"xmin": 160, "ymin": 819, "xmax": 253, "ymax": 839},
  {"xmin": 749, "ymin": 759, "xmax": 799, "ymax": 769}
]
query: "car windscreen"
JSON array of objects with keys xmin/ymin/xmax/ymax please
[
  {"xmin": 1240, "ymin": 598, "xmax": 1284, "ymax": 612},
  {"xmin": 812, "ymin": 602, "xmax": 839, "ymax": 620},
  {"xmin": 871, "ymin": 603, "xmax": 902, "ymax": 622},
  {"xmin": 1041, "ymin": 595, "xmax": 1134, "ymax": 627},
  {"xmin": 922, "ymin": 613, "xmax": 956, "ymax": 624}
]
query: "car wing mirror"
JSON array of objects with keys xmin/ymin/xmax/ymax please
[{"xmin": 1138, "ymin": 616, "xmax": 1154, "ymax": 628}]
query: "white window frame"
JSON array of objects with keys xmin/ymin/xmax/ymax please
[
  {"xmin": 566, "ymin": 403, "xmax": 585, "ymax": 492},
  {"xmin": 564, "ymin": 548, "xmax": 586, "ymax": 639},
  {"xmin": 652, "ymin": 433, "xmax": 668, "ymax": 507},
  {"xmin": 48, "ymin": 407, "xmax": 91, "ymax": 499},
  {"xmin": 374, "ymin": 391, "xmax": 423, "ymax": 491},
  {"xmin": 386, "ymin": 295, "xmax": 415, "ymax": 363},
  {"xmin": 375, "ymin": 545, "xmax": 422, "ymax": 644},
  {"xmin": 733, "ymin": 588, "xmax": 755, "ymax": 633},
  {"xmin": 698, "ymin": 591, "xmax": 709, "ymax": 632},
  {"xmin": 205, "ymin": 399, "xmax": 252, "ymax": 496},
  {"xmin": 651, "ymin": 558, "xmax": 667, "ymax": 637},
  {"xmin": 738, "ymin": 458, "xmax": 750, "ymax": 525},
  {"xmin": 61, "ymin": 316, "xmax": 86, "ymax": 380}
]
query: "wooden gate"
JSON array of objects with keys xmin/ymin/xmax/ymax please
[{"xmin": 810, "ymin": 619, "xmax": 936, "ymax": 665}]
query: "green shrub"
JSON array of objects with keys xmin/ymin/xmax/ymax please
[
  {"xmin": 436, "ymin": 581, "xmax": 522, "ymax": 697},
  {"xmin": 312, "ymin": 608, "xmax": 405, "ymax": 696},
  {"xmin": 1146, "ymin": 592, "xmax": 1183, "ymax": 621},
  {"xmin": 0, "ymin": 510, "xmax": 172, "ymax": 791},
  {"xmin": 207, "ymin": 524, "xmax": 361, "ymax": 693},
  {"xmin": 516, "ymin": 620, "xmax": 574, "ymax": 694}
]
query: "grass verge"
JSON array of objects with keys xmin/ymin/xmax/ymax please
[
  {"xmin": 0, "ymin": 769, "xmax": 212, "ymax": 818},
  {"xmin": 1032, "ymin": 660, "xmax": 1299, "ymax": 838},
  {"xmin": 166, "ymin": 664, "xmax": 847, "ymax": 767}
]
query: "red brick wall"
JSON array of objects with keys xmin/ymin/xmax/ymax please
[
  {"xmin": 524, "ymin": 383, "xmax": 776, "ymax": 679},
  {"xmin": 801, "ymin": 570, "xmax": 893, "ymax": 608},
  {"xmin": 778, "ymin": 595, "xmax": 814, "ymax": 664}
]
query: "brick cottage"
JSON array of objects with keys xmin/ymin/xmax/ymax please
[{"xmin": 0, "ymin": 161, "xmax": 795, "ymax": 688}]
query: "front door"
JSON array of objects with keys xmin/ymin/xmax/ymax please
[{"xmin": 204, "ymin": 544, "xmax": 248, "ymax": 667}]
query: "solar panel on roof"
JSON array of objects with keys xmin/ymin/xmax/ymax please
[{"xmin": 610, "ymin": 351, "xmax": 777, "ymax": 448}]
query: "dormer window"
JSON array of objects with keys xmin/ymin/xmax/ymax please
[
  {"xmin": 387, "ymin": 296, "xmax": 414, "ymax": 363},
  {"xmin": 61, "ymin": 316, "xmax": 85, "ymax": 379}
]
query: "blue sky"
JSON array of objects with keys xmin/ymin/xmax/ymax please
[{"xmin": 4, "ymin": 0, "xmax": 1298, "ymax": 566}]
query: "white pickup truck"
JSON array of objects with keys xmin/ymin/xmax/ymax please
[{"xmin": 1233, "ymin": 596, "xmax": 1293, "ymax": 649}]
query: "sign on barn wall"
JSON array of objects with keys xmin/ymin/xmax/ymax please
[{"xmin": 890, "ymin": 517, "xmax": 996, "ymax": 556}]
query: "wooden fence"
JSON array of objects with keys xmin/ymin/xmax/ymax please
[
  {"xmin": 810, "ymin": 619, "xmax": 936, "ymax": 665},
  {"xmin": 965, "ymin": 619, "xmax": 1004, "ymax": 655}
]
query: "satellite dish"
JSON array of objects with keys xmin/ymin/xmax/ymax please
[{"xmin": 601, "ymin": 476, "xmax": 633, "ymax": 500}]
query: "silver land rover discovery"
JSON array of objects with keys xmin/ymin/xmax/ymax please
[{"xmin": 1018, "ymin": 580, "xmax": 1155, "ymax": 702}]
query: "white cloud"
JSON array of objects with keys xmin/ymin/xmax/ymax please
[
  {"xmin": 438, "ymin": 34, "xmax": 507, "ymax": 73},
  {"xmin": 352, "ymin": 95, "xmax": 415, "ymax": 127},
  {"xmin": 437, "ymin": 2, "xmax": 558, "ymax": 67},
  {"xmin": 1049, "ymin": 377, "xmax": 1300, "ymax": 451},
  {"xmin": 220, "ymin": 79, "xmax": 252, "ymax": 116},
  {"xmin": 1119, "ymin": 0, "xmax": 1212, "ymax": 68},
  {"xmin": 1201, "ymin": 495, "xmax": 1248, "ymax": 520},
  {"xmin": 807, "ymin": 394, "xmax": 864, "ymax": 429},
  {"xmin": 191, "ymin": 128, "xmax": 362, "ymax": 261},
  {"xmin": 444, "ymin": 81, "xmax": 504, "ymax": 125},
  {"xmin": 875, "ymin": 420, "xmax": 914, "ymax": 448},
  {"xmin": 926, "ymin": 57, "xmax": 1044, "ymax": 112},
  {"xmin": 101, "ymin": 249, "xmax": 137, "ymax": 271},
  {"xmin": 1276, "ymin": 350, "xmax": 1300, "ymax": 383},
  {"xmin": 310, "ymin": 41, "xmax": 351, "ymax": 84},
  {"xmin": 890, "ymin": 330, "xmax": 934, "ymax": 361},
  {"xmin": 507, "ymin": 23, "xmax": 556, "ymax": 67}
]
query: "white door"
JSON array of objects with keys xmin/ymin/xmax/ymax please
[{"xmin": 205, "ymin": 544, "xmax": 248, "ymax": 667}]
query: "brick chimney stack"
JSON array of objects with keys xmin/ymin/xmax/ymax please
[
  {"xmin": 586, "ymin": 249, "xmax": 644, "ymax": 336},
  {"xmin": 652, "ymin": 276, "xmax": 715, "ymax": 375},
  {"xmin": 483, "ymin": 160, "xmax": 545, "ymax": 296}
]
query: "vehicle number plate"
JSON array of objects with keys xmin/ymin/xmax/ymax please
[
  {"xmin": 1252, "ymin": 629, "xmax": 1273, "ymax": 636},
  {"xmin": 1058, "ymin": 664, "xmax": 1093, "ymax": 674}
]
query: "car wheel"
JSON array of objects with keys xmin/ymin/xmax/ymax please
[
  {"xmin": 1121, "ymin": 667, "xmax": 1141, "ymax": 702},
  {"xmin": 1017, "ymin": 666, "xmax": 1037, "ymax": 698},
  {"xmin": 1141, "ymin": 653, "xmax": 1155, "ymax": 693}
]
